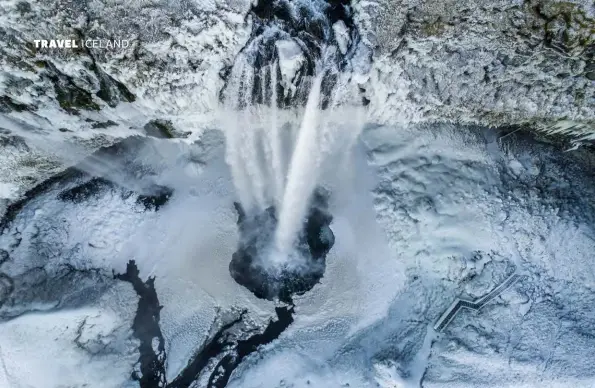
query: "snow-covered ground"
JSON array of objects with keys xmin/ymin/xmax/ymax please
[
  {"xmin": 1, "ymin": 122, "xmax": 594, "ymax": 387},
  {"xmin": 222, "ymin": 124, "xmax": 595, "ymax": 387},
  {"xmin": 0, "ymin": 287, "xmax": 139, "ymax": 388},
  {"xmin": 0, "ymin": 0, "xmax": 593, "ymax": 219},
  {"xmin": 1, "ymin": 0, "xmax": 593, "ymax": 163},
  {"xmin": 0, "ymin": 0, "xmax": 593, "ymax": 386}
]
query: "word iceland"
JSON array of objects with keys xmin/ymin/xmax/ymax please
[{"xmin": 33, "ymin": 39, "xmax": 130, "ymax": 49}]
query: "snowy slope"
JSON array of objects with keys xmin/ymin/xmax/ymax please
[
  {"xmin": 358, "ymin": 0, "xmax": 595, "ymax": 137},
  {"xmin": 1, "ymin": 118, "xmax": 595, "ymax": 387},
  {"xmin": 224, "ymin": 124, "xmax": 595, "ymax": 387},
  {"xmin": 0, "ymin": 0, "xmax": 594, "ymax": 386},
  {"xmin": 0, "ymin": 0, "xmax": 593, "ymax": 210},
  {"xmin": 0, "ymin": 288, "xmax": 139, "ymax": 387}
]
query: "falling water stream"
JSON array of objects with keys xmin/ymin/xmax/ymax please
[
  {"xmin": 221, "ymin": 53, "xmax": 363, "ymax": 264},
  {"xmin": 274, "ymin": 73, "xmax": 324, "ymax": 256}
]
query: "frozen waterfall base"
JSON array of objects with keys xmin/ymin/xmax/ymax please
[{"xmin": 229, "ymin": 192, "xmax": 335, "ymax": 303}]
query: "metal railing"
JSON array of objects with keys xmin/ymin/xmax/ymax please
[{"xmin": 434, "ymin": 273, "xmax": 523, "ymax": 332}]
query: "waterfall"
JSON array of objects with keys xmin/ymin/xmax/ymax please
[
  {"xmin": 268, "ymin": 62, "xmax": 285, "ymax": 205},
  {"xmin": 221, "ymin": 50, "xmax": 365, "ymax": 261},
  {"xmin": 221, "ymin": 55, "xmax": 256, "ymax": 211},
  {"xmin": 220, "ymin": 0, "xmax": 367, "ymax": 266},
  {"xmin": 274, "ymin": 74, "xmax": 323, "ymax": 255}
]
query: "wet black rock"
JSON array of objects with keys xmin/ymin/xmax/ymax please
[
  {"xmin": 168, "ymin": 306, "xmax": 294, "ymax": 388},
  {"xmin": 58, "ymin": 176, "xmax": 115, "ymax": 203},
  {"xmin": 94, "ymin": 64, "xmax": 136, "ymax": 107},
  {"xmin": 144, "ymin": 119, "xmax": 191, "ymax": 139},
  {"xmin": 90, "ymin": 120, "xmax": 118, "ymax": 129},
  {"xmin": 229, "ymin": 189, "xmax": 335, "ymax": 303},
  {"xmin": 1, "ymin": 137, "xmax": 174, "ymax": 233},
  {"xmin": 57, "ymin": 175, "xmax": 172, "ymax": 211},
  {"xmin": 114, "ymin": 260, "xmax": 167, "ymax": 388},
  {"xmin": 0, "ymin": 95, "xmax": 35, "ymax": 113},
  {"xmin": 136, "ymin": 185, "xmax": 173, "ymax": 211},
  {"xmin": 42, "ymin": 61, "xmax": 101, "ymax": 113}
]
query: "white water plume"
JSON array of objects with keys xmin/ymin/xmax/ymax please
[
  {"xmin": 221, "ymin": 54, "xmax": 364, "ymax": 261},
  {"xmin": 267, "ymin": 62, "xmax": 285, "ymax": 204},
  {"xmin": 0, "ymin": 115, "xmax": 165, "ymax": 194},
  {"xmin": 274, "ymin": 74, "xmax": 324, "ymax": 255},
  {"xmin": 221, "ymin": 55, "xmax": 259, "ymax": 211}
]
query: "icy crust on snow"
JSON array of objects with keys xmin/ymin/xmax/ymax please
[
  {"xmin": 0, "ymin": 285, "xmax": 139, "ymax": 387},
  {"xmin": 0, "ymin": 128, "xmax": 62, "ymax": 218},
  {"xmin": 357, "ymin": 0, "xmax": 595, "ymax": 141},
  {"xmin": 0, "ymin": 133, "xmax": 277, "ymax": 385},
  {"xmin": 365, "ymin": 124, "xmax": 595, "ymax": 386},
  {"xmin": 1, "ymin": 123, "xmax": 595, "ymax": 386},
  {"xmin": 221, "ymin": 124, "xmax": 595, "ymax": 387}
]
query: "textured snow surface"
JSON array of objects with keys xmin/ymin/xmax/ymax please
[
  {"xmin": 2, "ymin": 124, "xmax": 594, "ymax": 387},
  {"xmin": 0, "ymin": 0, "xmax": 251, "ymax": 128},
  {"xmin": 358, "ymin": 0, "xmax": 594, "ymax": 135},
  {"xmin": 0, "ymin": 291, "xmax": 138, "ymax": 387},
  {"xmin": 0, "ymin": 1, "xmax": 594, "ymax": 383},
  {"xmin": 0, "ymin": 0, "xmax": 253, "ymax": 199},
  {"xmin": 1, "ymin": 0, "xmax": 593, "ymax": 146},
  {"xmin": 0, "ymin": 0, "xmax": 593, "ymax": 208},
  {"xmin": 217, "ymin": 125, "xmax": 595, "ymax": 388},
  {"xmin": 0, "ymin": 133, "xmax": 277, "ymax": 387}
]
